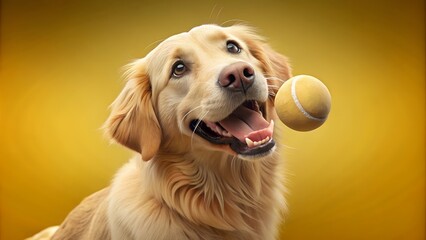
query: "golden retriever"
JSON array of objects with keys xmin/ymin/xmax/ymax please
[{"xmin": 30, "ymin": 24, "xmax": 291, "ymax": 240}]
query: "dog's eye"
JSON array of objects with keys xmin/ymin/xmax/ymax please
[
  {"xmin": 171, "ymin": 60, "xmax": 187, "ymax": 78},
  {"xmin": 226, "ymin": 40, "xmax": 241, "ymax": 54}
]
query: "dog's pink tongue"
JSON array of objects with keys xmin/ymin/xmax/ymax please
[{"xmin": 219, "ymin": 105, "xmax": 273, "ymax": 143}]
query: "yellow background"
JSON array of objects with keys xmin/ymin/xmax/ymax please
[{"xmin": 0, "ymin": 0, "xmax": 424, "ymax": 239}]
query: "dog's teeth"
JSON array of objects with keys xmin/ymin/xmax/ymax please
[
  {"xmin": 245, "ymin": 138, "xmax": 254, "ymax": 147},
  {"xmin": 223, "ymin": 131, "xmax": 232, "ymax": 137},
  {"xmin": 262, "ymin": 137, "xmax": 269, "ymax": 144},
  {"xmin": 246, "ymin": 136, "xmax": 272, "ymax": 148}
]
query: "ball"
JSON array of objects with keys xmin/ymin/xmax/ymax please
[{"xmin": 274, "ymin": 75, "xmax": 331, "ymax": 131}]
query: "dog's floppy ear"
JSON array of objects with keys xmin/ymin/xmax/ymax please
[{"xmin": 104, "ymin": 59, "xmax": 161, "ymax": 161}]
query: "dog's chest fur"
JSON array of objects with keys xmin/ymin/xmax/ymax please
[{"xmin": 107, "ymin": 152, "xmax": 285, "ymax": 240}]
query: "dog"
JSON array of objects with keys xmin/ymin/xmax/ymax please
[{"xmin": 30, "ymin": 24, "xmax": 291, "ymax": 240}]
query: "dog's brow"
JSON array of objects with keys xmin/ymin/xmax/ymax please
[
  {"xmin": 190, "ymin": 30, "xmax": 227, "ymax": 43},
  {"xmin": 171, "ymin": 48, "xmax": 187, "ymax": 60},
  {"xmin": 206, "ymin": 31, "xmax": 228, "ymax": 42}
]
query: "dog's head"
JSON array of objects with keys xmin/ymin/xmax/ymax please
[{"xmin": 104, "ymin": 25, "xmax": 291, "ymax": 161}]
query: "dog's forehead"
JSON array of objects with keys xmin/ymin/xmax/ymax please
[
  {"xmin": 188, "ymin": 24, "xmax": 229, "ymax": 40},
  {"xmin": 160, "ymin": 25, "xmax": 229, "ymax": 48},
  {"xmin": 146, "ymin": 24, "xmax": 254, "ymax": 64},
  {"xmin": 146, "ymin": 25, "xmax": 232, "ymax": 70}
]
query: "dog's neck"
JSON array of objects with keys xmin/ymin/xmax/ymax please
[{"xmin": 147, "ymin": 147, "xmax": 282, "ymax": 236}]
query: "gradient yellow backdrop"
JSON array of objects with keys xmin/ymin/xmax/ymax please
[{"xmin": 0, "ymin": 0, "xmax": 424, "ymax": 239}]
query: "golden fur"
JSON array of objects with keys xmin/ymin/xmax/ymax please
[{"xmin": 30, "ymin": 24, "xmax": 291, "ymax": 240}]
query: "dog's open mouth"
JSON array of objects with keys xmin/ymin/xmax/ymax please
[{"xmin": 190, "ymin": 100, "xmax": 275, "ymax": 156}]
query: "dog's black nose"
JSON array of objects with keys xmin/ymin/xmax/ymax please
[{"xmin": 218, "ymin": 62, "xmax": 255, "ymax": 93}]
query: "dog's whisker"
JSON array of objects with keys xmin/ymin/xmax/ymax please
[
  {"xmin": 267, "ymin": 84, "xmax": 280, "ymax": 89},
  {"xmin": 209, "ymin": 4, "xmax": 217, "ymax": 22},
  {"xmin": 221, "ymin": 19, "xmax": 249, "ymax": 27},
  {"xmin": 215, "ymin": 7, "xmax": 223, "ymax": 23},
  {"xmin": 267, "ymin": 84, "xmax": 279, "ymax": 97},
  {"xmin": 144, "ymin": 38, "xmax": 166, "ymax": 52},
  {"xmin": 180, "ymin": 105, "xmax": 204, "ymax": 125},
  {"xmin": 265, "ymin": 76, "xmax": 286, "ymax": 83},
  {"xmin": 190, "ymin": 110, "xmax": 210, "ymax": 149}
]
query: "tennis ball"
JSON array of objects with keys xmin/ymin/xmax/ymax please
[{"xmin": 275, "ymin": 75, "xmax": 331, "ymax": 131}]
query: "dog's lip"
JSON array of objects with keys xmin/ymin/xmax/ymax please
[
  {"xmin": 231, "ymin": 137, "xmax": 275, "ymax": 156},
  {"xmin": 189, "ymin": 120, "xmax": 275, "ymax": 156},
  {"xmin": 189, "ymin": 100, "xmax": 275, "ymax": 156}
]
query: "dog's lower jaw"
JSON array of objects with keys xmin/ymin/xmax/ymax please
[
  {"xmin": 189, "ymin": 143, "xmax": 277, "ymax": 164},
  {"xmin": 237, "ymin": 145, "xmax": 277, "ymax": 161},
  {"xmin": 175, "ymin": 131, "xmax": 277, "ymax": 163}
]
